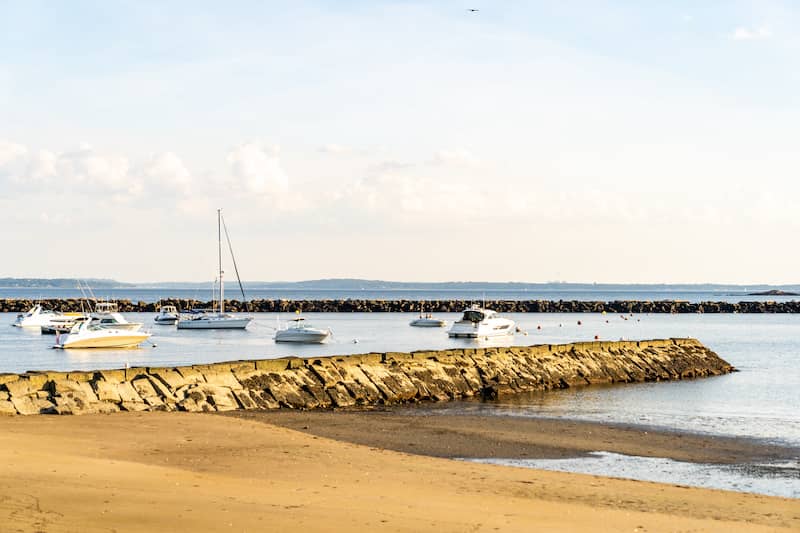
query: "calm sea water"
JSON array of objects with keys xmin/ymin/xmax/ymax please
[
  {"xmin": 1, "ymin": 287, "xmax": 797, "ymax": 303},
  {"xmin": 2, "ymin": 310, "xmax": 799, "ymax": 497}
]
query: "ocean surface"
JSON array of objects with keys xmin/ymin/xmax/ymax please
[
  {"xmin": 2, "ymin": 310, "xmax": 799, "ymax": 497},
  {"xmin": 2, "ymin": 286, "xmax": 799, "ymax": 303}
]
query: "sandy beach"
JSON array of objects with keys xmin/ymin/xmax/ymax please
[{"xmin": 0, "ymin": 411, "xmax": 798, "ymax": 532}]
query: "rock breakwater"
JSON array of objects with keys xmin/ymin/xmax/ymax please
[
  {"xmin": 0, "ymin": 338, "xmax": 733, "ymax": 416},
  {"xmin": 3, "ymin": 298, "xmax": 800, "ymax": 313}
]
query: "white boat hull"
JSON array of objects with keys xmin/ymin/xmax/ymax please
[
  {"xmin": 447, "ymin": 319, "xmax": 516, "ymax": 338},
  {"xmin": 55, "ymin": 330, "xmax": 151, "ymax": 349},
  {"xmin": 274, "ymin": 329, "xmax": 331, "ymax": 343},
  {"xmin": 177, "ymin": 315, "xmax": 253, "ymax": 330},
  {"xmin": 409, "ymin": 318, "xmax": 447, "ymax": 327}
]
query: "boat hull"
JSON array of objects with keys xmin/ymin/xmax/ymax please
[
  {"xmin": 154, "ymin": 317, "xmax": 179, "ymax": 325},
  {"xmin": 177, "ymin": 316, "xmax": 253, "ymax": 330},
  {"xmin": 409, "ymin": 318, "xmax": 447, "ymax": 327},
  {"xmin": 274, "ymin": 330, "xmax": 331, "ymax": 343},
  {"xmin": 447, "ymin": 320, "xmax": 516, "ymax": 338},
  {"xmin": 55, "ymin": 332, "xmax": 151, "ymax": 349}
]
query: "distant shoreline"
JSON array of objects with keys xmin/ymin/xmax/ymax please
[{"xmin": 3, "ymin": 297, "xmax": 800, "ymax": 313}]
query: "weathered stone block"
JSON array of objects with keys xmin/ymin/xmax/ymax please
[
  {"xmin": 148, "ymin": 369, "xmax": 186, "ymax": 391},
  {"xmin": 5, "ymin": 379, "xmax": 35, "ymax": 397},
  {"xmin": 98, "ymin": 369, "xmax": 126, "ymax": 383},
  {"xmin": 0, "ymin": 400, "xmax": 16, "ymax": 415},
  {"xmin": 10, "ymin": 395, "xmax": 39, "ymax": 415},
  {"xmin": 120, "ymin": 402, "xmax": 149, "ymax": 412},
  {"xmin": 92, "ymin": 380, "xmax": 121, "ymax": 403},
  {"xmin": 116, "ymin": 381, "xmax": 143, "ymax": 403},
  {"xmin": 176, "ymin": 367, "xmax": 206, "ymax": 384},
  {"xmin": 254, "ymin": 359, "xmax": 290, "ymax": 372},
  {"xmin": 202, "ymin": 370, "xmax": 241, "ymax": 389}
]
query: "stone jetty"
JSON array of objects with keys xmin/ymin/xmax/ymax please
[
  {"xmin": 3, "ymin": 298, "xmax": 800, "ymax": 313},
  {"xmin": 0, "ymin": 338, "xmax": 733, "ymax": 416}
]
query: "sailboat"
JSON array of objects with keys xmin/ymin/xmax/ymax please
[{"xmin": 177, "ymin": 209, "xmax": 254, "ymax": 330}]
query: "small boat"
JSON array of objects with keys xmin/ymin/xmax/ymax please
[
  {"xmin": 447, "ymin": 305, "xmax": 516, "ymax": 338},
  {"xmin": 13, "ymin": 304, "xmax": 60, "ymax": 328},
  {"xmin": 54, "ymin": 320, "xmax": 151, "ymax": 349},
  {"xmin": 176, "ymin": 209, "xmax": 253, "ymax": 330},
  {"xmin": 409, "ymin": 302, "xmax": 447, "ymax": 327},
  {"xmin": 409, "ymin": 313, "xmax": 447, "ymax": 327},
  {"xmin": 275, "ymin": 318, "xmax": 331, "ymax": 343},
  {"xmin": 91, "ymin": 302, "xmax": 143, "ymax": 331},
  {"xmin": 154, "ymin": 305, "xmax": 180, "ymax": 325}
]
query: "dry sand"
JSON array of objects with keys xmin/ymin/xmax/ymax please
[{"xmin": 0, "ymin": 411, "xmax": 798, "ymax": 532}]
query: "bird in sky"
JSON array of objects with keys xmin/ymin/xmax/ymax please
[{"xmin": 467, "ymin": 8, "xmax": 479, "ymax": 12}]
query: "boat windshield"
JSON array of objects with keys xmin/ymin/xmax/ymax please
[{"xmin": 462, "ymin": 310, "xmax": 485, "ymax": 323}]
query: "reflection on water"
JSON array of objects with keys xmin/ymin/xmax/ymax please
[{"xmin": 470, "ymin": 452, "xmax": 800, "ymax": 499}]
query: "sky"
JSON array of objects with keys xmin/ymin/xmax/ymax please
[{"xmin": 1, "ymin": 0, "xmax": 799, "ymax": 284}]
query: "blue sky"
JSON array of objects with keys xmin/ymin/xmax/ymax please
[{"xmin": 1, "ymin": 1, "xmax": 798, "ymax": 283}]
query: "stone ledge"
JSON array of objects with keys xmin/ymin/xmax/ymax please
[{"xmin": 0, "ymin": 338, "xmax": 733, "ymax": 416}]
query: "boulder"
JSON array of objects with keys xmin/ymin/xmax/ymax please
[
  {"xmin": 11, "ymin": 395, "xmax": 40, "ymax": 415},
  {"xmin": 0, "ymin": 400, "xmax": 16, "ymax": 415},
  {"xmin": 92, "ymin": 380, "xmax": 122, "ymax": 403}
]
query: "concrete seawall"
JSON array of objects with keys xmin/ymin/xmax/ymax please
[
  {"xmin": 3, "ymin": 298, "xmax": 800, "ymax": 313},
  {"xmin": 0, "ymin": 338, "xmax": 733, "ymax": 416}
]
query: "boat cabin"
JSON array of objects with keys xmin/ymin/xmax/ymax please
[{"xmin": 95, "ymin": 302, "xmax": 119, "ymax": 313}]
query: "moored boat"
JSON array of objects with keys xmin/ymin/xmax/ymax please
[
  {"xmin": 274, "ymin": 317, "xmax": 331, "ymax": 343},
  {"xmin": 447, "ymin": 305, "xmax": 515, "ymax": 338},
  {"xmin": 91, "ymin": 302, "xmax": 143, "ymax": 331},
  {"xmin": 176, "ymin": 209, "xmax": 253, "ymax": 330},
  {"xmin": 54, "ymin": 320, "xmax": 151, "ymax": 349},
  {"xmin": 154, "ymin": 305, "xmax": 180, "ymax": 325}
]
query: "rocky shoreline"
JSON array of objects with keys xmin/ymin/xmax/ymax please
[
  {"xmin": 0, "ymin": 338, "xmax": 733, "ymax": 416},
  {"xmin": 3, "ymin": 297, "xmax": 800, "ymax": 313}
]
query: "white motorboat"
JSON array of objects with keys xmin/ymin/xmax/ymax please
[
  {"xmin": 154, "ymin": 305, "xmax": 179, "ymax": 325},
  {"xmin": 91, "ymin": 302, "xmax": 143, "ymax": 332},
  {"xmin": 409, "ymin": 313, "xmax": 447, "ymax": 327},
  {"xmin": 274, "ymin": 317, "xmax": 331, "ymax": 343},
  {"xmin": 409, "ymin": 302, "xmax": 447, "ymax": 327},
  {"xmin": 13, "ymin": 304, "xmax": 60, "ymax": 328},
  {"xmin": 54, "ymin": 320, "xmax": 151, "ymax": 349},
  {"xmin": 447, "ymin": 305, "xmax": 516, "ymax": 338},
  {"xmin": 177, "ymin": 209, "xmax": 253, "ymax": 330}
]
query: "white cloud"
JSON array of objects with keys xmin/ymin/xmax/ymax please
[
  {"xmin": 732, "ymin": 26, "xmax": 772, "ymax": 41},
  {"xmin": 0, "ymin": 140, "xmax": 27, "ymax": 167},
  {"xmin": 432, "ymin": 148, "xmax": 478, "ymax": 166},
  {"xmin": 56, "ymin": 145, "xmax": 131, "ymax": 190},
  {"xmin": 226, "ymin": 141, "xmax": 289, "ymax": 195},
  {"xmin": 142, "ymin": 152, "xmax": 191, "ymax": 191},
  {"xmin": 318, "ymin": 143, "xmax": 350, "ymax": 154}
]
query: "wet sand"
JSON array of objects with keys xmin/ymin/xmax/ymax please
[
  {"xmin": 229, "ymin": 406, "xmax": 800, "ymax": 464},
  {"xmin": 0, "ymin": 412, "xmax": 798, "ymax": 532}
]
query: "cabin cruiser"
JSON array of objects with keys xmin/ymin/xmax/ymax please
[
  {"xmin": 447, "ymin": 305, "xmax": 516, "ymax": 338},
  {"xmin": 409, "ymin": 313, "xmax": 447, "ymax": 327},
  {"xmin": 13, "ymin": 304, "xmax": 61, "ymax": 328},
  {"xmin": 274, "ymin": 317, "xmax": 331, "ymax": 343},
  {"xmin": 91, "ymin": 302, "xmax": 143, "ymax": 332},
  {"xmin": 154, "ymin": 305, "xmax": 180, "ymax": 325},
  {"xmin": 176, "ymin": 209, "xmax": 253, "ymax": 330},
  {"xmin": 53, "ymin": 320, "xmax": 151, "ymax": 349}
]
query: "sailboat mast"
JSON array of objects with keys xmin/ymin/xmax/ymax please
[{"xmin": 218, "ymin": 208, "xmax": 224, "ymax": 314}]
